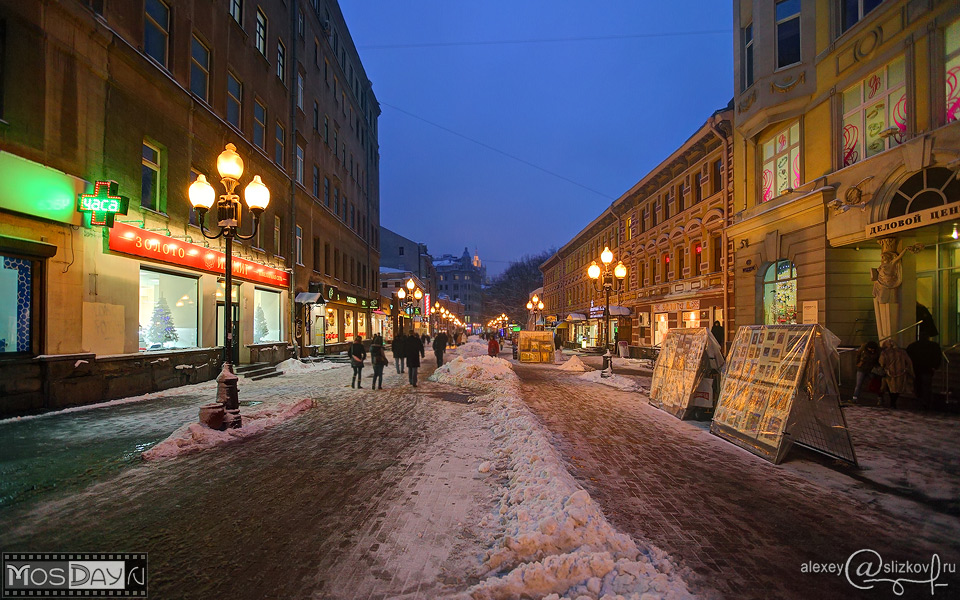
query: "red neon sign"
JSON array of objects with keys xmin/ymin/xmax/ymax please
[{"xmin": 109, "ymin": 222, "xmax": 289, "ymax": 287}]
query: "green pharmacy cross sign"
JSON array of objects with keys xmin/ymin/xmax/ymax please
[{"xmin": 78, "ymin": 180, "xmax": 129, "ymax": 227}]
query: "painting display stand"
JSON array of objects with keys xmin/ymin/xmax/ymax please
[{"xmin": 648, "ymin": 327, "xmax": 725, "ymax": 420}]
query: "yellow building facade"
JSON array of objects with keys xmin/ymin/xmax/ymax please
[{"xmin": 730, "ymin": 0, "xmax": 960, "ymax": 368}]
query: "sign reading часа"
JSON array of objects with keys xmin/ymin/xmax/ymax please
[{"xmin": 866, "ymin": 201, "xmax": 960, "ymax": 238}]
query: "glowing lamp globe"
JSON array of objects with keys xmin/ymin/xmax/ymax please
[
  {"xmin": 217, "ymin": 143, "xmax": 245, "ymax": 181},
  {"xmin": 526, "ymin": 302, "xmax": 533, "ymax": 310},
  {"xmin": 397, "ymin": 288, "xmax": 406, "ymax": 300},
  {"xmin": 588, "ymin": 262, "xmax": 601, "ymax": 279},
  {"xmin": 244, "ymin": 175, "xmax": 270, "ymax": 212},
  {"xmin": 614, "ymin": 261, "xmax": 627, "ymax": 279},
  {"xmin": 414, "ymin": 289, "xmax": 423, "ymax": 300},
  {"xmin": 537, "ymin": 301, "xmax": 544, "ymax": 310},
  {"xmin": 405, "ymin": 278, "xmax": 415, "ymax": 291},
  {"xmin": 600, "ymin": 247, "xmax": 613, "ymax": 265},
  {"xmin": 188, "ymin": 174, "xmax": 216, "ymax": 210},
  {"xmin": 532, "ymin": 294, "xmax": 539, "ymax": 304}
]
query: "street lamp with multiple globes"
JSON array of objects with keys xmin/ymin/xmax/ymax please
[
  {"xmin": 188, "ymin": 143, "xmax": 271, "ymax": 427},
  {"xmin": 526, "ymin": 294, "xmax": 545, "ymax": 330},
  {"xmin": 396, "ymin": 278, "xmax": 423, "ymax": 333},
  {"xmin": 587, "ymin": 246, "xmax": 627, "ymax": 375}
]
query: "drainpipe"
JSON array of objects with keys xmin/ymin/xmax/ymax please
[
  {"xmin": 710, "ymin": 114, "xmax": 731, "ymax": 349},
  {"xmin": 288, "ymin": 3, "xmax": 299, "ymax": 358}
]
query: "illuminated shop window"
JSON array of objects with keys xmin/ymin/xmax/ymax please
[
  {"xmin": 253, "ymin": 288, "xmax": 282, "ymax": 343},
  {"xmin": 139, "ymin": 269, "xmax": 198, "ymax": 350},
  {"xmin": 760, "ymin": 122, "xmax": 801, "ymax": 202},
  {"xmin": 0, "ymin": 254, "xmax": 34, "ymax": 354},
  {"xmin": 763, "ymin": 260, "xmax": 798, "ymax": 325},
  {"xmin": 841, "ymin": 56, "xmax": 906, "ymax": 167}
]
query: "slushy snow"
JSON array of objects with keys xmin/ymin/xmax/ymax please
[
  {"xmin": 558, "ymin": 355, "xmax": 591, "ymax": 372},
  {"xmin": 578, "ymin": 369, "xmax": 643, "ymax": 393}
]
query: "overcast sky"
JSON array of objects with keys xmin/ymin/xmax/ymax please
[{"xmin": 340, "ymin": 1, "xmax": 733, "ymax": 276}]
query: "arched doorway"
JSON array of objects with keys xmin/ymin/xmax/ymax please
[{"xmin": 763, "ymin": 260, "xmax": 798, "ymax": 325}]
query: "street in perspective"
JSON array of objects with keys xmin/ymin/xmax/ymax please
[{"xmin": 2, "ymin": 1, "xmax": 960, "ymax": 599}]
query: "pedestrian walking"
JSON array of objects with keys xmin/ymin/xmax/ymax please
[
  {"xmin": 405, "ymin": 330, "xmax": 425, "ymax": 387},
  {"xmin": 349, "ymin": 336, "xmax": 366, "ymax": 389},
  {"xmin": 852, "ymin": 340, "xmax": 880, "ymax": 402},
  {"xmin": 711, "ymin": 321, "xmax": 725, "ymax": 352},
  {"xmin": 487, "ymin": 336, "xmax": 500, "ymax": 357},
  {"xmin": 433, "ymin": 331, "xmax": 448, "ymax": 368},
  {"xmin": 391, "ymin": 331, "xmax": 405, "ymax": 374},
  {"xmin": 879, "ymin": 339, "xmax": 913, "ymax": 409},
  {"xmin": 370, "ymin": 339, "xmax": 388, "ymax": 390},
  {"xmin": 906, "ymin": 335, "xmax": 942, "ymax": 409}
]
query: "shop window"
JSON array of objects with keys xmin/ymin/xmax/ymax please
[
  {"xmin": 842, "ymin": 56, "xmax": 906, "ymax": 167},
  {"xmin": 775, "ymin": 0, "xmax": 801, "ymax": 69},
  {"xmin": 357, "ymin": 311, "xmax": 367, "ymax": 339},
  {"xmin": 325, "ymin": 308, "xmax": 339, "ymax": 343},
  {"xmin": 763, "ymin": 260, "xmax": 798, "ymax": 325},
  {"xmin": 141, "ymin": 142, "xmax": 162, "ymax": 212},
  {"xmin": 841, "ymin": 0, "xmax": 883, "ymax": 34},
  {"xmin": 139, "ymin": 269, "xmax": 198, "ymax": 350},
  {"xmin": 344, "ymin": 309, "xmax": 354, "ymax": 339},
  {"xmin": 945, "ymin": 19, "xmax": 960, "ymax": 123},
  {"xmin": 0, "ymin": 255, "xmax": 35, "ymax": 354},
  {"xmin": 760, "ymin": 121, "xmax": 801, "ymax": 202},
  {"xmin": 144, "ymin": 0, "xmax": 169, "ymax": 67},
  {"xmin": 253, "ymin": 100, "xmax": 266, "ymax": 148},
  {"xmin": 190, "ymin": 36, "xmax": 210, "ymax": 102},
  {"xmin": 253, "ymin": 288, "xmax": 282, "ymax": 343}
]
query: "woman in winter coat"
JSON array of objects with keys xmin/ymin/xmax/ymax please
[
  {"xmin": 391, "ymin": 331, "xmax": 405, "ymax": 374},
  {"xmin": 878, "ymin": 339, "xmax": 913, "ymax": 408},
  {"xmin": 487, "ymin": 336, "xmax": 500, "ymax": 357},
  {"xmin": 370, "ymin": 341, "xmax": 388, "ymax": 390},
  {"xmin": 852, "ymin": 340, "xmax": 880, "ymax": 402},
  {"xmin": 349, "ymin": 336, "xmax": 366, "ymax": 389},
  {"xmin": 404, "ymin": 330, "xmax": 425, "ymax": 387}
]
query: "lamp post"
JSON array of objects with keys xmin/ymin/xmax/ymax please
[
  {"xmin": 188, "ymin": 143, "xmax": 270, "ymax": 427},
  {"xmin": 396, "ymin": 278, "xmax": 423, "ymax": 334},
  {"xmin": 526, "ymin": 294, "xmax": 545, "ymax": 330},
  {"xmin": 587, "ymin": 246, "xmax": 626, "ymax": 376}
]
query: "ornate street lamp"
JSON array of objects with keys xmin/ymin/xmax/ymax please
[
  {"xmin": 189, "ymin": 143, "xmax": 270, "ymax": 427},
  {"xmin": 526, "ymin": 294, "xmax": 545, "ymax": 330},
  {"xmin": 397, "ymin": 278, "xmax": 423, "ymax": 332},
  {"xmin": 588, "ymin": 246, "xmax": 627, "ymax": 376}
]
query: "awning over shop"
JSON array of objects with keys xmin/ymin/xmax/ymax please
[
  {"xmin": 608, "ymin": 305, "xmax": 631, "ymax": 316},
  {"xmin": 566, "ymin": 313, "xmax": 587, "ymax": 322},
  {"xmin": 555, "ymin": 322, "xmax": 570, "ymax": 329},
  {"xmin": 295, "ymin": 292, "xmax": 323, "ymax": 304}
]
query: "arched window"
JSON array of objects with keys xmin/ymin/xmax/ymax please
[{"xmin": 763, "ymin": 260, "xmax": 798, "ymax": 325}]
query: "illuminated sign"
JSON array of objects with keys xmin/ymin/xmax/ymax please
[
  {"xmin": 324, "ymin": 284, "xmax": 337, "ymax": 301},
  {"xmin": 369, "ymin": 299, "xmax": 379, "ymax": 309},
  {"xmin": 77, "ymin": 180, "xmax": 129, "ymax": 227},
  {"xmin": 345, "ymin": 296, "xmax": 358, "ymax": 305},
  {"xmin": 109, "ymin": 222, "xmax": 289, "ymax": 287}
]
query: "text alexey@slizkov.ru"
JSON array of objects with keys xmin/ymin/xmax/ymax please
[{"xmin": 802, "ymin": 549, "xmax": 955, "ymax": 596}]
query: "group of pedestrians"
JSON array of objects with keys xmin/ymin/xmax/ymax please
[
  {"xmin": 385, "ymin": 330, "xmax": 425, "ymax": 386},
  {"xmin": 852, "ymin": 335, "xmax": 943, "ymax": 409}
]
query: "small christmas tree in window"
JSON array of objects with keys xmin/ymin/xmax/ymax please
[
  {"xmin": 147, "ymin": 296, "xmax": 179, "ymax": 346},
  {"xmin": 254, "ymin": 304, "xmax": 270, "ymax": 343}
]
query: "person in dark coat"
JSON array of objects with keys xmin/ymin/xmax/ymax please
[
  {"xmin": 852, "ymin": 340, "xmax": 880, "ymax": 402},
  {"xmin": 554, "ymin": 332, "xmax": 562, "ymax": 350},
  {"xmin": 711, "ymin": 321, "xmax": 725, "ymax": 351},
  {"xmin": 405, "ymin": 330, "xmax": 425, "ymax": 387},
  {"xmin": 488, "ymin": 336, "xmax": 500, "ymax": 357},
  {"xmin": 391, "ymin": 331, "xmax": 405, "ymax": 374},
  {"xmin": 907, "ymin": 335, "xmax": 942, "ymax": 409},
  {"xmin": 433, "ymin": 331, "xmax": 449, "ymax": 367},
  {"xmin": 349, "ymin": 336, "xmax": 366, "ymax": 389},
  {"xmin": 370, "ymin": 340, "xmax": 388, "ymax": 390}
]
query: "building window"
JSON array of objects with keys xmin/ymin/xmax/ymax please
[
  {"xmin": 760, "ymin": 121, "xmax": 801, "ymax": 201},
  {"xmin": 190, "ymin": 36, "xmax": 210, "ymax": 101},
  {"xmin": 295, "ymin": 225, "xmax": 303, "ymax": 265},
  {"xmin": 712, "ymin": 160, "xmax": 722, "ymax": 194},
  {"xmin": 312, "ymin": 165, "xmax": 319, "ymax": 196},
  {"xmin": 273, "ymin": 215, "xmax": 281, "ymax": 256},
  {"xmin": 945, "ymin": 19, "xmax": 960, "ymax": 123},
  {"xmin": 841, "ymin": 0, "xmax": 882, "ymax": 34},
  {"xmin": 676, "ymin": 184, "xmax": 684, "ymax": 213},
  {"xmin": 711, "ymin": 234, "xmax": 722, "ymax": 272},
  {"xmin": 652, "ymin": 199, "xmax": 660, "ymax": 226},
  {"xmin": 144, "ymin": 0, "xmax": 169, "ymax": 67},
  {"xmin": 229, "ymin": 0, "xmax": 242, "ymax": 25},
  {"xmin": 693, "ymin": 242, "xmax": 702, "ymax": 276},
  {"xmin": 694, "ymin": 173, "xmax": 702, "ymax": 203},
  {"xmin": 275, "ymin": 122, "xmax": 284, "ymax": 166},
  {"xmin": 662, "ymin": 253, "xmax": 670, "ymax": 282},
  {"xmin": 0, "ymin": 254, "xmax": 36, "ymax": 354},
  {"xmin": 255, "ymin": 9, "xmax": 267, "ymax": 55},
  {"xmin": 323, "ymin": 177, "xmax": 330, "ymax": 206},
  {"xmin": 139, "ymin": 269, "xmax": 198, "ymax": 350},
  {"xmin": 841, "ymin": 56, "xmax": 906, "ymax": 167},
  {"xmin": 141, "ymin": 142, "xmax": 161, "ymax": 211},
  {"xmin": 312, "ymin": 236, "xmax": 320, "ymax": 271},
  {"xmin": 227, "ymin": 72, "xmax": 242, "ymax": 128},
  {"xmin": 775, "ymin": 0, "xmax": 801, "ymax": 69},
  {"xmin": 324, "ymin": 116, "xmax": 330, "ymax": 144},
  {"xmin": 763, "ymin": 260, "xmax": 798, "ymax": 325},
  {"xmin": 663, "ymin": 193, "xmax": 671, "ymax": 221},
  {"xmin": 297, "ymin": 72, "xmax": 304, "ymax": 109},
  {"xmin": 741, "ymin": 23, "xmax": 754, "ymax": 90},
  {"xmin": 253, "ymin": 100, "xmax": 266, "ymax": 148},
  {"xmin": 313, "ymin": 101, "xmax": 319, "ymax": 130},
  {"xmin": 295, "ymin": 144, "xmax": 304, "ymax": 184},
  {"xmin": 625, "ymin": 217, "xmax": 632, "ymax": 241},
  {"xmin": 253, "ymin": 289, "xmax": 282, "ymax": 342},
  {"xmin": 297, "ymin": 8, "xmax": 304, "ymax": 38},
  {"xmin": 398, "ymin": 246, "xmax": 404, "ymax": 256},
  {"xmin": 277, "ymin": 40, "xmax": 285, "ymax": 81},
  {"xmin": 641, "ymin": 206, "xmax": 648, "ymax": 233},
  {"xmin": 324, "ymin": 242, "xmax": 331, "ymax": 274}
]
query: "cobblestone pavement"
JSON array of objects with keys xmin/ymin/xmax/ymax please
[
  {"xmin": 514, "ymin": 363, "xmax": 960, "ymax": 600},
  {"xmin": 0, "ymin": 356, "xmax": 497, "ymax": 600}
]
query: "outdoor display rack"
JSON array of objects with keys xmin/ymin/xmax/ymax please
[
  {"xmin": 517, "ymin": 330, "xmax": 555, "ymax": 363},
  {"xmin": 711, "ymin": 324, "xmax": 858, "ymax": 466},
  {"xmin": 648, "ymin": 327, "xmax": 725, "ymax": 420}
]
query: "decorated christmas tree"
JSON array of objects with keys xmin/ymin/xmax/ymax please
[
  {"xmin": 254, "ymin": 304, "xmax": 269, "ymax": 343},
  {"xmin": 147, "ymin": 296, "xmax": 179, "ymax": 345}
]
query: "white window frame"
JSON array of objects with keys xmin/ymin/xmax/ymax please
[
  {"xmin": 144, "ymin": 0, "xmax": 170, "ymax": 67},
  {"xmin": 297, "ymin": 72, "xmax": 304, "ymax": 109},
  {"xmin": 742, "ymin": 23, "xmax": 754, "ymax": 90},
  {"xmin": 141, "ymin": 141, "xmax": 162, "ymax": 211},
  {"xmin": 229, "ymin": 0, "xmax": 242, "ymax": 25},
  {"xmin": 295, "ymin": 144, "xmax": 304, "ymax": 184},
  {"xmin": 226, "ymin": 72, "xmax": 242, "ymax": 128},
  {"xmin": 275, "ymin": 122, "xmax": 284, "ymax": 166},
  {"xmin": 295, "ymin": 225, "xmax": 304, "ymax": 265},
  {"xmin": 775, "ymin": 0, "xmax": 801, "ymax": 70},
  {"xmin": 760, "ymin": 121, "xmax": 801, "ymax": 202},
  {"xmin": 190, "ymin": 35, "xmax": 210, "ymax": 102},
  {"xmin": 274, "ymin": 215, "xmax": 282, "ymax": 257},
  {"xmin": 255, "ymin": 9, "xmax": 267, "ymax": 55},
  {"xmin": 841, "ymin": 56, "xmax": 907, "ymax": 167},
  {"xmin": 277, "ymin": 40, "xmax": 285, "ymax": 82}
]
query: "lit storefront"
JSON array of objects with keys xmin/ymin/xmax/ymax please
[{"xmin": 319, "ymin": 285, "xmax": 376, "ymax": 351}]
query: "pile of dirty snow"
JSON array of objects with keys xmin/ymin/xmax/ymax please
[
  {"xmin": 578, "ymin": 369, "xmax": 643, "ymax": 393},
  {"xmin": 436, "ymin": 354, "xmax": 691, "ymax": 598},
  {"xmin": 428, "ymin": 355, "xmax": 516, "ymax": 395},
  {"xmin": 558, "ymin": 355, "xmax": 591, "ymax": 372},
  {"xmin": 452, "ymin": 338, "xmax": 491, "ymax": 359},
  {"xmin": 276, "ymin": 358, "xmax": 343, "ymax": 374},
  {"xmin": 142, "ymin": 398, "xmax": 314, "ymax": 461}
]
